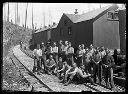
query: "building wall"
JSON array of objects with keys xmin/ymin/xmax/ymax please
[
  {"xmin": 74, "ymin": 20, "xmax": 93, "ymax": 48},
  {"xmin": 33, "ymin": 30, "xmax": 48, "ymax": 45},
  {"xmin": 93, "ymin": 13, "xmax": 120, "ymax": 49},
  {"xmin": 51, "ymin": 14, "xmax": 75, "ymax": 45},
  {"xmin": 118, "ymin": 9, "xmax": 126, "ymax": 54}
]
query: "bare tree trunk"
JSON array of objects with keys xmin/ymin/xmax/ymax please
[
  {"xmin": 15, "ymin": 3, "xmax": 17, "ymax": 24},
  {"xmin": 25, "ymin": 3, "xmax": 28, "ymax": 28},
  {"xmin": 7, "ymin": 2, "xmax": 9, "ymax": 22},
  {"xmin": 32, "ymin": 3, "xmax": 34, "ymax": 30},
  {"xmin": 17, "ymin": 3, "xmax": 18, "ymax": 25}
]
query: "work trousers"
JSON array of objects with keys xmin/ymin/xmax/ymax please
[
  {"xmin": 76, "ymin": 56, "xmax": 82, "ymax": 68},
  {"xmin": 93, "ymin": 62, "xmax": 102, "ymax": 84},
  {"xmin": 103, "ymin": 67, "xmax": 115, "ymax": 88},
  {"xmin": 33, "ymin": 56, "xmax": 38, "ymax": 73},
  {"xmin": 87, "ymin": 61, "xmax": 93, "ymax": 74},
  {"xmin": 37, "ymin": 56, "xmax": 42, "ymax": 72},
  {"xmin": 53, "ymin": 53, "xmax": 58, "ymax": 64},
  {"xmin": 41, "ymin": 55, "xmax": 46, "ymax": 71}
]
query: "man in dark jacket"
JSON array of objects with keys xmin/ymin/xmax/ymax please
[{"xmin": 102, "ymin": 49, "xmax": 115, "ymax": 89}]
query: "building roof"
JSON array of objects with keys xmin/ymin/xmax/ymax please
[
  {"xmin": 115, "ymin": 6, "xmax": 126, "ymax": 11},
  {"xmin": 64, "ymin": 4, "xmax": 118, "ymax": 23},
  {"xmin": 34, "ymin": 23, "xmax": 58, "ymax": 33},
  {"xmin": 64, "ymin": 14, "xmax": 81, "ymax": 23}
]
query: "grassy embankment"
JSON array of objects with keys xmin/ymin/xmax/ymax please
[{"xmin": 3, "ymin": 21, "xmax": 32, "ymax": 91}]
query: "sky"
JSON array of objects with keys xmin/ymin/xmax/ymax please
[{"xmin": 3, "ymin": 3, "xmax": 123, "ymax": 29}]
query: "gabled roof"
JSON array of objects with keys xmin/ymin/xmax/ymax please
[
  {"xmin": 34, "ymin": 23, "xmax": 58, "ymax": 33},
  {"xmin": 64, "ymin": 4, "xmax": 118, "ymax": 23},
  {"xmin": 64, "ymin": 14, "xmax": 81, "ymax": 23}
]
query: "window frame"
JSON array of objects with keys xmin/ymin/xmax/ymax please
[
  {"xmin": 68, "ymin": 26, "xmax": 72, "ymax": 35},
  {"xmin": 107, "ymin": 11, "xmax": 119, "ymax": 21}
]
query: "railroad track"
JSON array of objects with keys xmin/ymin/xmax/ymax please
[
  {"xmin": 10, "ymin": 52, "xmax": 54, "ymax": 92},
  {"xmin": 18, "ymin": 46, "xmax": 116, "ymax": 92}
]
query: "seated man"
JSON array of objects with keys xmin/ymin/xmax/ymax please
[
  {"xmin": 45, "ymin": 55, "xmax": 56, "ymax": 75},
  {"xmin": 54, "ymin": 57, "xmax": 63, "ymax": 77},
  {"xmin": 76, "ymin": 65, "xmax": 96, "ymax": 85},
  {"xmin": 64, "ymin": 64, "xmax": 95, "ymax": 86},
  {"xmin": 57, "ymin": 61, "xmax": 71, "ymax": 80},
  {"xmin": 62, "ymin": 63, "xmax": 78, "ymax": 85}
]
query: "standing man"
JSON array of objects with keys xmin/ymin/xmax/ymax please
[
  {"xmin": 102, "ymin": 49, "xmax": 115, "ymax": 90},
  {"xmin": 36, "ymin": 44, "xmax": 42, "ymax": 74},
  {"xmin": 63, "ymin": 41, "xmax": 69, "ymax": 62},
  {"xmin": 76, "ymin": 45, "xmax": 83, "ymax": 68},
  {"xmin": 58, "ymin": 40, "xmax": 65, "ymax": 59},
  {"xmin": 89, "ymin": 44, "xmax": 95, "ymax": 56},
  {"xmin": 41, "ymin": 42, "xmax": 46, "ymax": 73},
  {"xmin": 52, "ymin": 42, "xmax": 58, "ymax": 64},
  {"xmin": 66, "ymin": 42, "xmax": 74, "ymax": 66},
  {"xmin": 81, "ymin": 44, "xmax": 86, "ymax": 65},
  {"xmin": 91, "ymin": 49, "xmax": 102, "ymax": 84},
  {"xmin": 99, "ymin": 46, "xmax": 106, "ymax": 84},
  {"xmin": 32, "ymin": 44, "xmax": 38, "ymax": 73}
]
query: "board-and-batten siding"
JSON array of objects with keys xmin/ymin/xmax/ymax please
[{"xmin": 93, "ymin": 13, "xmax": 120, "ymax": 49}]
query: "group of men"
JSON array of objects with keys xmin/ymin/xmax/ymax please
[{"xmin": 32, "ymin": 40, "xmax": 116, "ymax": 90}]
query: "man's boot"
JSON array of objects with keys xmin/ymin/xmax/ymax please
[{"xmin": 64, "ymin": 78, "xmax": 72, "ymax": 86}]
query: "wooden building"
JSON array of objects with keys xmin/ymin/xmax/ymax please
[
  {"xmin": 116, "ymin": 6, "xmax": 126, "ymax": 54},
  {"xmin": 51, "ymin": 4, "xmax": 120, "ymax": 49},
  {"xmin": 30, "ymin": 23, "xmax": 58, "ymax": 47},
  {"xmin": 31, "ymin": 4, "xmax": 125, "ymax": 52}
]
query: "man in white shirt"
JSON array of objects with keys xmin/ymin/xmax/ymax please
[
  {"xmin": 89, "ymin": 44, "xmax": 95, "ymax": 56},
  {"xmin": 36, "ymin": 44, "xmax": 42, "ymax": 74},
  {"xmin": 52, "ymin": 42, "xmax": 58, "ymax": 63}
]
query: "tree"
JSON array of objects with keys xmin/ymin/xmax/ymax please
[{"xmin": 25, "ymin": 3, "xmax": 28, "ymax": 28}]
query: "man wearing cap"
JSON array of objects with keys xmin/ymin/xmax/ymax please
[{"xmin": 102, "ymin": 49, "xmax": 115, "ymax": 89}]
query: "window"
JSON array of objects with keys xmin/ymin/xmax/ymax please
[
  {"xmin": 64, "ymin": 20, "xmax": 68, "ymax": 26},
  {"xmin": 68, "ymin": 27, "xmax": 72, "ymax": 35},
  {"xmin": 107, "ymin": 11, "xmax": 119, "ymax": 21}
]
